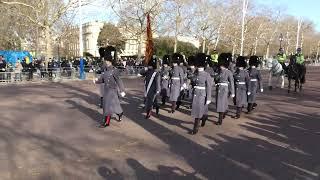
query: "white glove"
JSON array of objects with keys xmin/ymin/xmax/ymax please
[
  {"xmin": 156, "ymin": 91, "xmax": 160, "ymax": 94},
  {"xmin": 231, "ymin": 94, "xmax": 235, "ymax": 98},
  {"xmin": 137, "ymin": 74, "xmax": 142, "ymax": 77},
  {"xmin": 120, "ymin": 92, "xmax": 126, "ymax": 97},
  {"xmin": 260, "ymin": 89, "xmax": 264, "ymax": 93},
  {"xmin": 93, "ymin": 78, "xmax": 98, "ymax": 84},
  {"xmin": 183, "ymin": 83, "xmax": 187, "ymax": 89},
  {"xmin": 1, "ymin": 68, "xmax": 5, "ymax": 71},
  {"xmin": 180, "ymin": 87, "xmax": 184, "ymax": 91},
  {"xmin": 247, "ymin": 92, "xmax": 251, "ymax": 96},
  {"xmin": 164, "ymin": 75, "xmax": 168, "ymax": 79},
  {"xmin": 144, "ymin": 67, "xmax": 148, "ymax": 71},
  {"xmin": 206, "ymin": 101, "xmax": 211, "ymax": 105}
]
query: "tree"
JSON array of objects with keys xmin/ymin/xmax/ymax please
[
  {"xmin": 154, "ymin": 37, "xmax": 198, "ymax": 57},
  {"xmin": 97, "ymin": 23, "xmax": 125, "ymax": 52}
]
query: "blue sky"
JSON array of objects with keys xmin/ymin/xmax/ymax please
[
  {"xmin": 81, "ymin": 0, "xmax": 320, "ymax": 31},
  {"xmin": 255, "ymin": 0, "xmax": 320, "ymax": 31}
]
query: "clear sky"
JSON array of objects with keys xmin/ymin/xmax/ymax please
[{"xmin": 255, "ymin": 0, "xmax": 320, "ymax": 31}]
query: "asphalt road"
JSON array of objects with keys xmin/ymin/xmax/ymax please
[{"xmin": 0, "ymin": 67, "xmax": 319, "ymax": 180}]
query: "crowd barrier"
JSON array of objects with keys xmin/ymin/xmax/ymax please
[{"xmin": 0, "ymin": 65, "xmax": 318, "ymax": 84}]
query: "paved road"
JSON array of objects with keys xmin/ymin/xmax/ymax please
[{"xmin": 0, "ymin": 67, "xmax": 319, "ymax": 180}]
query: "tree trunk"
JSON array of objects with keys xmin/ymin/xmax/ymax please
[
  {"xmin": 286, "ymin": 30, "xmax": 290, "ymax": 55},
  {"xmin": 316, "ymin": 41, "xmax": 320, "ymax": 60},
  {"xmin": 232, "ymin": 43, "xmax": 236, "ymax": 57},
  {"xmin": 45, "ymin": 26, "xmax": 53, "ymax": 60},
  {"xmin": 202, "ymin": 38, "xmax": 206, "ymax": 53},
  {"xmin": 137, "ymin": 34, "xmax": 143, "ymax": 60},
  {"xmin": 254, "ymin": 37, "xmax": 258, "ymax": 55},
  {"xmin": 265, "ymin": 42, "xmax": 270, "ymax": 59},
  {"xmin": 174, "ymin": 36, "xmax": 178, "ymax": 53}
]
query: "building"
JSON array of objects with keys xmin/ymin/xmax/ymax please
[{"xmin": 82, "ymin": 21, "xmax": 104, "ymax": 57}]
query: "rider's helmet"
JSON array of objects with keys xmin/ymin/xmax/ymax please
[
  {"xmin": 297, "ymin": 47, "xmax": 302, "ymax": 54},
  {"xmin": 279, "ymin": 48, "xmax": 284, "ymax": 53}
]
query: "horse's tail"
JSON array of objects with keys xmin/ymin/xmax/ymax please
[{"xmin": 301, "ymin": 75, "xmax": 306, "ymax": 84}]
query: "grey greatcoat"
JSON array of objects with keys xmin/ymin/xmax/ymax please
[
  {"xmin": 160, "ymin": 66, "xmax": 171, "ymax": 97},
  {"xmin": 143, "ymin": 69, "xmax": 161, "ymax": 111},
  {"xmin": 203, "ymin": 67, "xmax": 215, "ymax": 115},
  {"xmin": 186, "ymin": 67, "xmax": 196, "ymax": 100},
  {"xmin": 96, "ymin": 66, "xmax": 125, "ymax": 116},
  {"xmin": 215, "ymin": 68, "xmax": 235, "ymax": 112},
  {"xmin": 169, "ymin": 65, "xmax": 185, "ymax": 102},
  {"xmin": 191, "ymin": 70, "xmax": 212, "ymax": 118},
  {"xmin": 247, "ymin": 67, "xmax": 263, "ymax": 103},
  {"xmin": 234, "ymin": 69, "xmax": 250, "ymax": 107}
]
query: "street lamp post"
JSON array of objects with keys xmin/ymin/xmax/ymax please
[
  {"xmin": 279, "ymin": 33, "xmax": 284, "ymax": 49},
  {"xmin": 79, "ymin": 0, "xmax": 84, "ymax": 80}
]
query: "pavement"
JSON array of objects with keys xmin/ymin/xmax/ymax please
[{"xmin": 0, "ymin": 67, "xmax": 319, "ymax": 180}]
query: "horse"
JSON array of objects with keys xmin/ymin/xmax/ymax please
[
  {"xmin": 266, "ymin": 58, "xmax": 285, "ymax": 90},
  {"xmin": 287, "ymin": 55, "xmax": 306, "ymax": 93}
]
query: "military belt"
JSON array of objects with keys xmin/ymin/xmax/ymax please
[
  {"xmin": 236, "ymin": 82, "xmax": 246, "ymax": 85},
  {"xmin": 250, "ymin": 79, "xmax": 257, "ymax": 82},
  {"xmin": 217, "ymin": 83, "xmax": 228, "ymax": 86},
  {"xmin": 171, "ymin": 77, "xmax": 180, "ymax": 80},
  {"xmin": 194, "ymin": 86, "xmax": 205, "ymax": 90}
]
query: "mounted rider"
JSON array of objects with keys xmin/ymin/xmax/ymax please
[
  {"xmin": 210, "ymin": 49, "xmax": 219, "ymax": 65},
  {"xmin": 277, "ymin": 48, "xmax": 287, "ymax": 73},
  {"xmin": 295, "ymin": 47, "xmax": 305, "ymax": 65}
]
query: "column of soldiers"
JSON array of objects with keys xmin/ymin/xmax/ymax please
[{"xmin": 95, "ymin": 46, "xmax": 264, "ymax": 135}]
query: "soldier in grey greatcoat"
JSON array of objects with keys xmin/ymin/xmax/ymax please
[
  {"xmin": 186, "ymin": 56, "xmax": 197, "ymax": 105},
  {"xmin": 202, "ymin": 55, "xmax": 215, "ymax": 124},
  {"xmin": 214, "ymin": 53, "xmax": 235, "ymax": 125},
  {"xmin": 247, "ymin": 56, "xmax": 264, "ymax": 113},
  {"xmin": 233, "ymin": 56, "xmax": 250, "ymax": 119},
  {"xmin": 169, "ymin": 53, "xmax": 186, "ymax": 113},
  {"xmin": 191, "ymin": 53, "xmax": 213, "ymax": 135},
  {"xmin": 94, "ymin": 47, "xmax": 126, "ymax": 128},
  {"xmin": 176, "ymin": 56, "xmax": 188, "ymax": 110},
  {"xmin": 160, "ymin": 55, "xmax": 171, "ymax": 105},
  {"xmin": 142, "ymin": 57, "xmax": 161, "ymax": 119}
]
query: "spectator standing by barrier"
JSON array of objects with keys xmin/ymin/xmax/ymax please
[
  {"xmin": 14, "ymin": 59, "xmax": 23, "ymax": 81},
  {"xmin": 0, "ymin": 56, "xmax": 6, "ymax": 81}
]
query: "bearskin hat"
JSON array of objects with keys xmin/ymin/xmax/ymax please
[
  {"xmin": 148, "ymin": 56, "xmax": 158, "ymax": 69},
  {"xmin": 187, "ymin": 55, "xmax": 196, "ymax": 66},
  {"xmin": 194, "ymin": 53, "xmax": 208, "ymax": 67},
  {"xmin": 162, "ymin": 55, "xmax": 171, "ymax": 65},
  {"xmin": 249, "ymin": 56, "xmax": 260, "ymax": 67},
  {"xmin": 218, "ymin": 53, "xmax": 232, "ymax": 67},
  {"xmin": 236, "ymin": 56, "xmax": 247, "ymax": 68},
  {"xmin": 99, "ymin": 46, "xmax": 117, "ymax": 64},
  {"xmin": 171, "ymin": 53, "xmax": 184, "ymax": 64}
]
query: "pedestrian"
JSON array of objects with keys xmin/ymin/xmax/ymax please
[
  {"xmin": 191, "ymin": 53, "xmax": 213, "ymax": 135},
  {"xmin": 14, "ymin": 59, "xmax": 23, "ymax": 81},
  {"xmin": 247, "ymin": 56, "xmax": 263, "ymax": 113},
  {"xmin": 169, "ymin": 53, "xmax": 185, "ymax": 113},
  {"xmin": 160, "ymin": 55, "xmax": 171, "ymax": 105},
  {"xmin": 94, "ymin": 48, "xmax": 125, "ymax": 128},
  {"xmin": 215, "ymin": 53, "xmax": 235, "ymax": 125},
  {"xmin": 233, "ymin": 56, "xmax": 250, "ymax": 119},
  {"xmin": 0, "ymin": 56, "xmax": 6, "ymax": 81},
  {"xmin": 143, "ymin": 57, "xmax": 161, "ymax": 119}
]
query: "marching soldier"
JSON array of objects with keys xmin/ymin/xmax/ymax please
[
  {"xmin": 160, "ymin": 55, "xmax": 171, "ymax": 105},
  {"xmin": 169, "ymin": 53, "xmax": 185, "ymax": 113},
  {"xmin": 211, "ymin": 50, "xmax": 219, "ymax": 65},
  {"xmin": 233, "ymin": 56, "xmax": 250, "ymax": 119},
  {"xmin": 202, "ymin": 55, "xmax": 215, "ymax": 124},
  {"xmin": 214, "ymin": 53, "xmax": 235, "ymax": 125},
  {"xmin": 191, "ymin": 53, "xmax": 212, "ymax": 135},
  {"xmin": 186, "ymin": 55, "xmax": 197, "ymax": 101},
  {"xmin": 176, "ymin": 56, "xmax": 188, "ymax": 110},
  {"xmin": 247, "ymin": 56, "xmax": 263, "ymax": 113},
  {"xmin": 94, "ymin": 47, "xmax": 126, "ymax": 128},
  {"xmin": 143, "ymin": 57, "xmax": 161, "ymax": 119}
]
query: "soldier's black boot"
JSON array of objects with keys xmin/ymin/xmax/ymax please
[
  {"xmin": 156, "ymin": 106, "xmax": 160, "ymax": 115},
  {"xmin": 145, "ymin": 110, "xmax": 152, "ymax": 119},
  {"xmin": 201, "ymin": 115, "xmax": 208, "ymax": 127},
  {"xmin": 191, "ymin": 118, "xmax": 200, "ymax": 135},
  {"xmin": 216, "ymin": 113, "xmax": 223, "ymax": 125},
  {"xmin": 233, "ymin": 107, "xmax": 241, "ymax": 119},
  {"xmin": 247, "ymin": 103, "xmax": 252, "ymax": 113},
  {"xmin": 99, "ymin": 97, "xmax": 103, "ymax": 108},
  {"xmin": 117, "ymin": 112, "xmax": 123, "ymax": 122},
  {"xmin": 176, "ymin": 101, "xmax": 181, "ymax": 110},
  {"xmin": 171, "ymin": 102, "xmax": 176, "ymax": 113},
  {"xmin": 161, "ymin": 97, "xmax": 166, "ymax": 105},
  {"xmin": 252, "ymin": 103, "xmax": 257, "ymax": 110}
]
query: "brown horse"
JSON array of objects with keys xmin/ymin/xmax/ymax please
[{"xmin": 287, "ymin": 55, "xmax": 306, "ymax": 93}]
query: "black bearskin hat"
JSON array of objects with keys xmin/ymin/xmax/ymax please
[
  {"xmin": 162, "ymin": 55, "xmax": 171, "ymax": 65},
  {"xmin": 99, "ymin": 46, "xmax": 117, "ymax": 64},
  {"xmin": 249, "ymin": 56, "xmax": 260, "ymax": 66},
  {"xmin": 171, "ymin": 53, "xmax": 183, "ymax": 64},
  {"xmin": 236, "ymin": 56, "xmax": 247, "ymax": 68},
  {"xmin": 187, "ymin": 55, "xmax": 196, "ymax": 66},
  {"xmin": 218, "ymin": 53, "xmax": 232, "ymax": 67},
  {"xmin": 194, "ymin": 53, "xmax": 207, "ymax": 67},
  {"xmin": 148, "ymin": 56, "xmax": 157, "ymax": 69}
]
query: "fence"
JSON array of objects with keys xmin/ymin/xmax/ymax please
[
  {"xmin": 0, "ymin": 66, "xmax": 146, "ymax": 84},
  {"xmin": 0, "ymin": 65, "xmax": 318, "ymax": 84}
]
